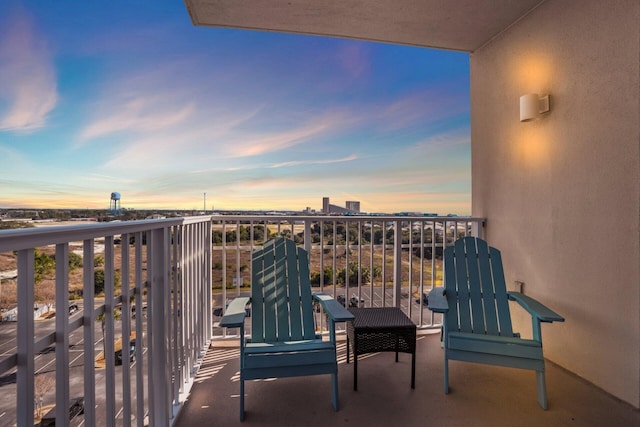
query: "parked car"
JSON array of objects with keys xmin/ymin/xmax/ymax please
[
  {"xmin": 349, "ymin": 294, "xmax": 365, "ymax": 308},
  {"xmin": 115, "ymin": 339, "xmax": 136, "ymax": 365},
  {"xmin": 68, "ymin": 303, "xmax": 79, "ymax": 314},
  {"xmin": 336, "ymin": 294, "xmax": 365, "ymax": 308},
  {"xmin": 40, "ymin": 397, "xmax": 84, "ymax": 426},
  {"xmin": 415, "ymin": 292, "xmax": 429, "ymax": 306},
  {"xmin": 131, "ymin": 304, "xmax": 147, "ymax": 319}
]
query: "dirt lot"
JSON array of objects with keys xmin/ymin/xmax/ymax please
[
  {"xmin": 1, "ymin": 240, "xmax": 440, "ymax": 310},
  {"xmin": 0, "ymin": 252, "xmax": 13, "ymax": 272}
]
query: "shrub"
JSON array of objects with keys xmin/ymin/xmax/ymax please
[
  {"xmin": 68, "ymin": 252, "xmax": 83, "ymax": 270},
  {"xmin": 34, "ymin": 249, "xmax": 55, "ymax": 284},
  {"xmin": 94, "ymin": 269, "xmax": 121, "ymax": 295}
]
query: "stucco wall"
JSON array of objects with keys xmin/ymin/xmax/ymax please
[{"xmin": 471, "ymin": 0, "xmax": 640, "ymax": 407}]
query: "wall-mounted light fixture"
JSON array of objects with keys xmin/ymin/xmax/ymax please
[{"xmin": 520, "ymin": 94, "xmax": 550, "ymax": 122}]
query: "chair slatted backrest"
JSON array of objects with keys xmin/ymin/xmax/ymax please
[
  {"xmin": 250, "ymin": 238, "xmax": 316, "ymax": 343},
  {"xmin": 444, "ymin": 237, "xmax": 514, "ymax": 337}
]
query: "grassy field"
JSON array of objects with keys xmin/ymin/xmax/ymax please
[{"xmin": 1, "ymin": 236, "xmax": 443, "ymax": 309}]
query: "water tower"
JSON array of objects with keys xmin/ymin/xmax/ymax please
[{"xmin": 110, "ymin": 192, "xmax": 121, "ymax": 215}]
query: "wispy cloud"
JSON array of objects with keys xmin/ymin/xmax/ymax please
[
  {"xmin": 211, "ymin": 154, "xmax": 358, "ymax": 172},
  {"xmin": 270, "ymin": 154, "xmax": 357, "ymax": 168},
  {"xmin": 0, "ymin": 9, "xmax": 58, "ymax": 132},
  {"xmin": 224, "ymin": 120, "xmax": 330, "ymax": 157},
  {"xmin": 337, "ymin": 42, "xmax": 370, "ymax": 80},
  {"xmin": 379, "ymin": 83, "xmax": 468, "ymax": 131},
  {"xmin": 79, "ymin": 96, "xmax": 196, "ymax": 140},
  {"xmin": 0, "ymin": 145, "xmax": 29, "ymax": 169},
  {"xmin": 77, "ymin": 62, "xmax": 202, "ymax": 143},
  {"xmin": 410, "ymin": 127, "xmax": 471, "ymax": 153}
]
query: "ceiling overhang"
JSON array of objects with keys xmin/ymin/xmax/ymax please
[{"xmin": 184, "ymin": 0, "xmax": 546, "ymax": 52}]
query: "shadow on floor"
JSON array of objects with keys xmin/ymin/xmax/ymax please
[{"xmin": 175, "ymin": 333, "xmax": 639, "ymax": 427}]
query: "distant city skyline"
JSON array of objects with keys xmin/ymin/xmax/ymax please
[{"xmin": 0, "ymin": 1, "xmax": 471, "ymax": 215}]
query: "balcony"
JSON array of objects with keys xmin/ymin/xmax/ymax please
[
  {"xmin": 176, "ymin": 334, "xmax": 639, "ymax": 426},
  {"xmin": 0, "ymin": 215, "xmax": 638, "ymax": 426}
]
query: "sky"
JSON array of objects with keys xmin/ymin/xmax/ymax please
[{"xmin": 0, "ymin": 1, "xmax": 471, "ymax": 215}]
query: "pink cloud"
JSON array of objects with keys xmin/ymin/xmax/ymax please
[{"xmin": 0, "ymin": 10, "xmax": 57, "ymax": 131}]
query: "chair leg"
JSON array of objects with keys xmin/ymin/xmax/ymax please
[
  {"xmin": 331, "ymin": 372, "xmax": 339, "ymax": 411},
  {"xmin": 240, "ymin": 377, "xmax": 245, "ymax": 421},
  {"xmin": 444, "ymin": 357, "xmax": 450, "ymax": 394},
  {"xmin": 536, "ymin": 370, "xmax": 548, "ymax": 410}
]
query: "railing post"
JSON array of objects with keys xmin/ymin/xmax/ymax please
[
  {"xmin": 55, "ymin": 243, "xmax": 70, "ymax": 427},
  {"xmin": 134, "ymin": 233, "xmax": 145, "ymax": 426},
  {"xmin": 205, "ymin": 219, "xmax": 213, "ymax": 341},
  {"xmin": 150, "ymin": 227, "xmax": 170, "ymax": 427},
  {"xmin": 104, "ymin": 236, "xmax": 116, "ymax": 427},
  {"xmin": 120, "ymin": 235, "xmax": 132, "ymax": 427},
  {"xmin": 393, "ymin": 220, "xmax": 402, "ymax": 308},
  {"xmin": 17, "ymin": 249, "xmax": 35, "ymax": 427},
  {"xmin": 304, "ymin": 220, "xmax": 311, "ymax": 252},
  {"xmin": 83, "ymin": 239, "xmax": 96, "ymax": 426}
]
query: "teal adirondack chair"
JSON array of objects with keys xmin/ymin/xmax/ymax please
[
  {"xmin": 220, "ymin": 237, "xmax": 354, "ymax": 421},
  {"xmin": 428, "ymin": 237, "xmax": 564, "ymax": 409}
]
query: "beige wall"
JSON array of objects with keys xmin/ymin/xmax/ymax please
[{"xmin": 471, "ymin": 0, "xmax": 640, "ymax": 407}]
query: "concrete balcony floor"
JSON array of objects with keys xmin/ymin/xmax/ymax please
[{"xmin": 175, "ymin": 332, "xmax": 639, "ymax": 426}]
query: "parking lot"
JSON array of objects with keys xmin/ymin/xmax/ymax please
[{"xmin": 0, "ymin": 303, "xmax": 148, "ymax": 425}]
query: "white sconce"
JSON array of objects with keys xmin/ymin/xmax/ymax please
[{"xmin": 520, "ymin": 93, "xmax": 550, "ymax": 122}]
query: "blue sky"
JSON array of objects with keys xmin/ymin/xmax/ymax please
[{"xmin": 0, "ymin": 1, "xmax": 470, "ymax": 214}]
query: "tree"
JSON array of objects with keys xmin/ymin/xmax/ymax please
[
  {"xmin": 310, "ymin": 265, "xmax": 334, "ymax": 286},
  {"xmin": 337, "ymin": 262, "xmax": 371, "ymax": 287},
  {"xmin": 373, "ymin": 229, "xmax": 384, "ymax": 245},
  {"xmin": 252, "ymin": 225, "xmax": 265, "ymax": 241},
  {"xmin": 94, "ymin": 269, "xmax": 120, "ymax": 295},
  {"xmin": 34, "ymin": 249, "xmax": 55, "ymax": 284},
  {"xmin": 212, "ymin": 230, "xmax": 223, "ymax": 244},
  {"xmin": 34, "ymin": 373, "xmax": 55, "ymax": 419},
  {"xmin": 238, "ymin": 225, "xmax": 250, "ymax": 241},
  {"xmin": 385, "ymin": 227, "xmax": 395, "ymax": 242},
  {"xmin": 55, "ymin": 251, "xmax": 83, "ymax": 271},
  {"xmin": 0, "ymin": 282, "xmax": 17, "ymax": 311},
  {"xmin": 35, "ymin": 282, "xmax": 56, "ymax": 312},
  {"xmin": 94, "ymin": 270, "xmax": 105, "ymax": 295},
  {"xmin": 96, "ymin": 308, "xmax": 122, "ymax": 358}
]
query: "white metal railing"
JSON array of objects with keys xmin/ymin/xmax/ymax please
[
  {"xmin": 208, "ymin": 215, "xmax": 484, "ymax": 335},
  {"xmin": 0, "ymin": 213, "xmax": 483, "ymax": 426},
  {"xmin": 0, "ymin": 217, "xmax": 212, "ymax": 427}
]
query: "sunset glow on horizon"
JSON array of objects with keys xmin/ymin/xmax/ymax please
[{"xmin": 0, "ymin": 1, "xmax": 471, "ymax": 215}]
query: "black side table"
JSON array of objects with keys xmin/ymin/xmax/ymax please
[{"xmin": 346, "ymin": 307, "xmax": 417, "ymax": 390}]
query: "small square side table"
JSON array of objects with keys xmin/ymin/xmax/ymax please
[{"xmin": 346, "ymin": 307, "xmax": 417, "ymax": 390}]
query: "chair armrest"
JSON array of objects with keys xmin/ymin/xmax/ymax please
[
  {"xmin": 427, "ymin": 287, "xmax": 449, "ymax": 313},
  {"xmin": 313, "ymin": 293, "xmax": 354, "ymax": 322},
  {"xmin": 508, "ymin": 292, "xmax": 564, "ymax": 323},
  {"xmin": 219, "ymin": 297, "xmax": 251, "ymax": 328}
]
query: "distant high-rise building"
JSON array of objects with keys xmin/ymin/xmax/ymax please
[
  {"xmin": 322, "ymin": 197, "xmax": 361, "ymax": 214},
  {"xmin": 345, "ymin": 201, "xmax": 360, "ymax": 213}
]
